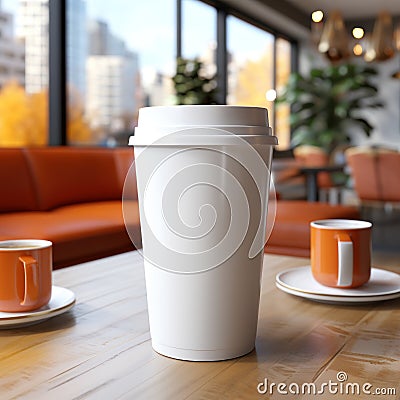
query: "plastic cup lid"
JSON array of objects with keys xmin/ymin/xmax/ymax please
[
  {"xmin": 131, "ymin": 105, "xmax": 277, "ymax": 145},
  {"xmin": 136, "ymin": 105, "xmax": 270, "ymax": 129}
]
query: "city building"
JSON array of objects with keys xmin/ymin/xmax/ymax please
[
  {"xmin": 88, "ymin": 19, "xmax": 128, "ymax": 57},
  {"xmin": 67, "ymin": 0, "xmax": 87, "ymax": 99},
  {"xmin": 86, "ymin": 19, "xmax": 140, "ymax": 134},
  {"xmin": 0, "ymin": 1, "xmax": 24, "ymax": 88},
  {"xmin": 87, "ymin": 19, "xmax": 109, "ymax": 56},
  {"xmin": 86, "ymin": 53, "xmax": 139, "ymax": 132},
  {"xmin": 143, "ymin": 70, "xmax": 174, "ymax": 107},
  {"xmin": 16, "ymin": 0, "xmax": 48, "ymax": 93},
  {"xmin": 16, "ymin": 0, "xmax": 87, "ymax": 96}
]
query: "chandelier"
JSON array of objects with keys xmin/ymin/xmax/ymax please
[{"xmin": 311, "ymin": 10, "xmax": 400, "ymax": 65}]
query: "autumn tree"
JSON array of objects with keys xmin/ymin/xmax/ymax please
[
  {"xmin": 0, "ymin": 81, "xmax": 44, "ymax": 146},
  {"xmin": 67, "ymin": 84, "xmax": 92, "ymax": 144},
  {"xmin": 0, "ymin": 81, "xmax": 93, "ymax": 146},
  {"xmin": 233, "ymin": 44, "xmax": 274, "ymax": 107},
  {"xmin": 275, "ymin": 39, "xmax": 292, "ymax": 148},
  {"xmin": 232, "ymin": 41, "xmax": 292, "ymax": 148}
]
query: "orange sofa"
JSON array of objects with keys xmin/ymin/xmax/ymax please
[
  {"xmin": 265, "ymin": 200, "xmax": 361, "ymax": 257},
  {"xmin": 0, "ymin": 147, "xmax": 140, "ymax": 269}
]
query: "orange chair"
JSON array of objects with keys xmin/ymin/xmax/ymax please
[
  {"xmin": 346, "ymin": 146, "xmax": 400, "ymax": 207},
  {"xmin": 265, "ymin": 200, "xmax": 361, "ymax": 257}
]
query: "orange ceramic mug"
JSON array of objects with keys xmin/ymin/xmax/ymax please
[
  {"xmin": 0, "ymin": 239, "xmax": 52, "ymax": 312},
  {"xmin": 310, "ymin": 220, "xmax": 372, "ymax": 288}
]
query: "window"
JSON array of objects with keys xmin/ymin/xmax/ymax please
[
  {"xmin": 227, "ymin": 16, "xmax": 274, "ymax": 111},
  {"xmin": 0, "ymin": 0, "xmax": 295, "ymax": 147},
  {"xmin": 0, "ymin": 0, "xmax": 49, "ymax": 147},
  {"xmin": 67, "ymin": 0, "xmax": 176, "ymax": 146},
  {"xmin": 226, "ymin": 16, "xmax": 292, "ymax": 149},
  {"xmin": 275, "ymin": 37, "xmax": 292, "ymax": 149},
  {"xmin": 182, "ymin": 0, "xmax": 216, "ymax": 75}
]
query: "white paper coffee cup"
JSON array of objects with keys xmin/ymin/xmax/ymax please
[{"xmin": 126, "ymin": 105, "xmax": 277, "ymax": 361}]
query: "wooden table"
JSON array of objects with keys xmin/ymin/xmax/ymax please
[{"xmin": 1, "ymin": 251, "xmax": 399, "ymax": 399}]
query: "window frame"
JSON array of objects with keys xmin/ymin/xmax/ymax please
[{"xmin": 49, "ymin": 0, "xmax": 67, "ymax": 145}]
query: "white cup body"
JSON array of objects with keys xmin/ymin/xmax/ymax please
[{"xmin": 129, "ymin": 105, "xmax": 277, "ymax": 361}]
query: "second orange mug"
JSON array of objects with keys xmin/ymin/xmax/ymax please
[
  {"xmin": 0, "ymin": 239, "xmax": 52, "ymax": 312},
  {"xmin": 310, "ymin": 220, "xmax": 372, "ymax": 288}
]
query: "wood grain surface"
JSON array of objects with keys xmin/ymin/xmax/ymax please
[{"xmin": 0, "ymin": 251, "xmax": 399, "ymax": 400}]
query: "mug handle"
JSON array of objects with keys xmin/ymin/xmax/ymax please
[
  {"xmin": 19, "ymin": 256, "xmax": 40, "ymax": 307},
  {"xmin": 336, "ymin": 233, "xmax": 353, "ymax": 287}
]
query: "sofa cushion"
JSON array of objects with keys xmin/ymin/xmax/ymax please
[
  {"xmin": 25, "ymin": 148, "xmax": 123, "ymax": 211},
  {"xmin": 0, "ymin": 200, "xmax": 140, "ymax": 268},
  {"xmin": 113, "ymin": 148, "xmax": 137, "ymax": 199},
  {"xmin": 0, "ymin": 149, "xmax": 38, "ymax": 212}
]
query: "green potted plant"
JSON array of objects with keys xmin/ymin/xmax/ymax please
[
  {"xmin": 172, "ymin": 57, "xmax": 218, "ymax": 105},
  {"xmin": 277, "ymin": 63, "xmax": 383, "ymax": 156}
]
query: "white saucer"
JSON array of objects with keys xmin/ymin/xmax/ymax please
[
  {"xmin": 0, "ymin": 286, "xmax": 76, "ymax": 329},
  {"xmin": 276, "ymin": 266, "xmax": 400, "ymax": 304}
]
